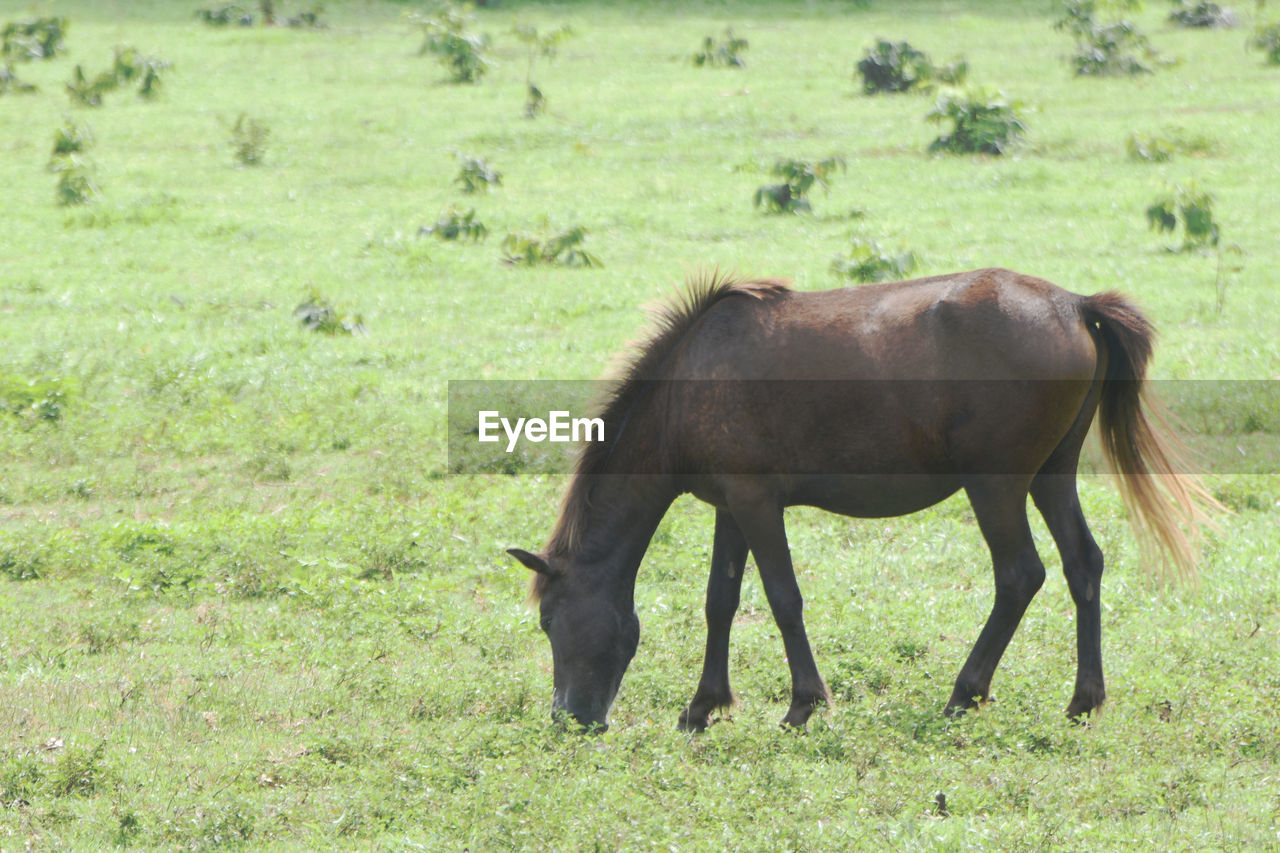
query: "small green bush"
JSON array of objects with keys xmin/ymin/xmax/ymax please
[
  {"xmin": 1250, "ymin": 21, "xmax": 1280, "ymax": 65},
  {"xmin": 420, "ymin": 206, "xmax": 487, "ymax": 241},
  {"xmin": 48, "ymin": 742, "xmax": 116, "ymax": 798},
  {"xmin": 1, "ymin": 374, "xmax": 73, "ymax": 424},
  {"xmin": 693, "ymin": 28, "xmax": 748, "ymax": 68},
  {"xmin": 284, "ymin": 6, "xmax": 325, "ymax": 29},
  {"xmin": 66, "ymin": 64, "xmax": 117, "ymax": 107},
  {"xmin": 1126, "ymin": 128, "xmax": 1216, "ymax": 162},
  {"xmin": 855, "ymin": 39, "xmax": 968, "ymax": 94},
  {"xmin": 66, "ymin": 45, "xmax": 170, "ymax": 106},
  {"xmin": 112, "ymin": 45, "xmax": 171, "ymax": 99},
  {"xmin": 294, "ymin": 292, "xmax": 365, "ymax": 335},
  {"xmin": 1055, "ymin": 0, "xmax": 1158, "ymax": 76},
  {"xmin": 502, "ymin": 227, "xmax": 601, "ymax": 268},
  {"xmin": 1167, "ymin": 1, "xmax": 1237, "ymax": 28},
  {"xmin": 2, "ymin": 16, "xmax": 68, "ymax": 61},
  {"xmin": 47, "ymin": 119, "xmax": 98, "ymax": 206},
  {"xmin": 1, "ymin": 16, "xmax": 69, "ymax": 95},
  {"xmin": 196, "ymin": 4, "xmax": 322, "ymax": 27},
  {"xmin": 831, "ymin": 237, "xmax": 919, "ymax": 283},
  {"xmin": 753, "ymin": 156, "xmax": 846, "ymax": 214},
  {"xmin": 454, "ymin": 154, "xmax": 501, "ymax": 194},
  {"xmin": 926, "ymin": 88, "xmax": 1027, "ymax": 155},
  {"xmin": 50, "ymin": 119, "xmax": 92, "ymax": 158},
  {"xmin": 196, "ymin": 5, "xmax": 256, "ymax": 26},
  {"xmin": 413, "ymin": 3, "xmax": 490, "ymax": 84},
  {"xmin": 1146, "ymin": 183, "xmax": 1220, "ymax": 250},
  {"xmin": 1127, "ymin": 133, "xmax": 1175, "ymax": 162},
  {"xmin": 228, "ymin": 113, "xmax": 270, "ymax": 166},
  {"xmin": 513, "ymin": 22, "xmax": 572, "ymax": 118}
]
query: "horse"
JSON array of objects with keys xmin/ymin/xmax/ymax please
[{"xmin": 507, "ymin": 268, "xmax": 1217, "ymax": 732}]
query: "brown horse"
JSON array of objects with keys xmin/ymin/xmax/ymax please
[{"xmin": 508, "ymin": 268, "xmax": 1217, "ymax": 732}]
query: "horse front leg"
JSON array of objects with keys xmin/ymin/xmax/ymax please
[
  {"xmin": 679, "ymin": 509, "xmax": 749, "ymax": 732},
  {"xmin": 727, "ymin": 491, "xmax": 828, "ymax": 728}
]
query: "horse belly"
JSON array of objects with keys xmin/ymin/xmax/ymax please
[{"xmin": 790, "ymin": 474, "xmax": 963, "ymax": 518}]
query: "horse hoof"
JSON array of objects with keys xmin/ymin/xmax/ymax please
[
  {"xmin": 1066, "ymin": 701, "xmax": 1103, "ymax": 723},
  {"xmin": 779, "ymin": 705, "xmax": 816, "ymax": 729},
  {"xmin": 944, "ymin": 693, "xmax": 990, "ymax": 718},
  {"xmin": 1066, "ymin": 688, "xmax": 1105, "ymax": 721},
  {"xmin": 678, "ymin": 708, "xmax": 712, "ymax": 733}
]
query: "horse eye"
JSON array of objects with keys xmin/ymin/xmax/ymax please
[{"xmin": 539, "ymin": 617, "xmax": 552, "ymax": 633}]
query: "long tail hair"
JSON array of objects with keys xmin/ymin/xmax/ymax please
[{"xmin": 1081, "ymin": 292, "xmax": 1222, "ymax": 582}]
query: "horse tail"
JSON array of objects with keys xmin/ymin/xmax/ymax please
[{"xmin": 1080, "ymin": 292, "xmax": 1220, "ymax": 582}]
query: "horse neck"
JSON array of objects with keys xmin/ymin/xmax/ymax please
[
  {"xmin": 563, "ymin": 388, "xmax": 678, "ymax": 599},
  {"xmin": 569, "ymin": 472, "xmax": 676, "ymax": 601}
]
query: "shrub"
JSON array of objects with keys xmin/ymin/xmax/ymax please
[
  {"xmin": 66, "ymin": 45, "xmax": 170, "ymax": 106},
  {"xmin": 855, "ymin": 39, "xmax": 968, "ymax": 94},
  {"xmin": 228, "ymin": 113, "xmax": 270, "ymax": 165},
  {"xmin": 1146, "ymin": 183, "xmax": 1220, "ymax": 250},
  {"xmin": 513, "ymin": 22, "xmax": 572, "ymax": 118},
  {"xmin": 51, "ymin": 159, "xmax": 98, "ymax": 205},
  {"xmin": 502, "ymin": 227, "xmax": 601, "ymax": 267},
  {"xmin": 284, "ymin": 6, "xmax": 326, "ymax": 29},
  {"xmin": 1055, "ymin": 0, "xmax": 1158, "ymax": 76},
  {"xmin": 753, "ymin": 156, "xmax": 846, "ymax": 214},
  {"xmin": 47, "ymin": 119, "xmax": 98, "ymax": 206},
  {"xmin": 453, "ymin": 154, "xmax": 501, "ymax": 194},
  {"xmin": 48, "ymin": 742, "xmax": 116, "ymax": 797},
  {"xmin": 1, "ymin": 16, "xmax": 69, "ymax": 95},
  {"xmin": 2, "ymin": 16, "xmax": 68, "ymax": 61},
  {"xmin": 66, "ymin": 64, "xmax": 117, "ymax": 107},
  {"xmin": 196, "ymin": 4, "xmax": 321, "ymax": 27},
  {"xmin": 1127, "ymin": 133, "xmax": 1175, "ymax": 162},
  {"xmin": 1126, "ymin": 128, "xmax": 1216, "ymax": 162},
  {"xmin": 413, "ymin": 3, "xmax": 490, "ymax": 84},
  {"xmin": 926, "ymin": 88, "xmax": 1027, "ymax": 155},
  {"xmin": 294, "ymin": 293, "xmax": 365, "ymax": 335},
  {"xmin": 196, "ymin": 6, "xmax": 256, "ymax": 26},
  {"xmin": 831, "ymin": 237, "xmax": 919, "ymax": 283},
  {"xmin": 1167, "ymin": 1, "xmax": 1237, "ymax": 28},
  {"xmin": 693, "ymin": 28, "xmax": 748, "ymax": 68},
  {"xmin": 50, "ymin": 119, "xmax": 92, "ymax": 158},
  {"xmin": 420, "ymin": 206, "xmax": 488, "ymax": 241},
  {"xmin": 1, "ymin": 374, "xmax": 73, "ymax": 424},
  {"xmin": 112, "ymin": 45, "xmax": 171, "ymax": 99},
  {"xmin": 1250, "ymin": 21, "xmax": 1280, "ymax": 65}
]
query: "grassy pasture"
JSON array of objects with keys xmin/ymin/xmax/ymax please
[{"xmin": 1, "ymin": 0, "xmax": 1279, "ymax": 848}]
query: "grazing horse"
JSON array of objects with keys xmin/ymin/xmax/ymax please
[{"xmin": 508, "ymin": 268, "xmax": 1216, "ymax": 732}]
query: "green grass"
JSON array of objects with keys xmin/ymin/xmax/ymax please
[{"xmin": 1, "ymin": 1, "xmax": 1279, "ymax": 848}]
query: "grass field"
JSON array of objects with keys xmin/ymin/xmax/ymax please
[{"xmin": 2, "ymin": 0, "xmax": 1279, "ymax": 848}]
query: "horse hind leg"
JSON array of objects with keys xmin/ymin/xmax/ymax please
[
  {"xmin": 679, "ymin": 509, "xmax": 749, "ymax": 732},
  {"xmin": 1031, "ymin": 472, "xmax": 1106, "ymax": 718},
  {"xmin": 946, "ymin": 476, "xmax": 1046, "ymax": 716}
]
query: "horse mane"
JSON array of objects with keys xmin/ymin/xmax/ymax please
[{"xmin": 531, "ymin": 271, "xmax": 790, "ymax": 599}]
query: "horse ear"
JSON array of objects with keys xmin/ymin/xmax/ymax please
[{"xmin": 507, "ymin": 548, "xmax": 557, "ymax": 577}]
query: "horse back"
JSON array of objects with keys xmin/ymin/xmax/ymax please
[
  {"xmin": 661, "ymin": 269, "xmax": 1103, "ymax": 508},
  {"xmin": 673, "ymin": 268, "xmax": 1099, "ymax": 383}
]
